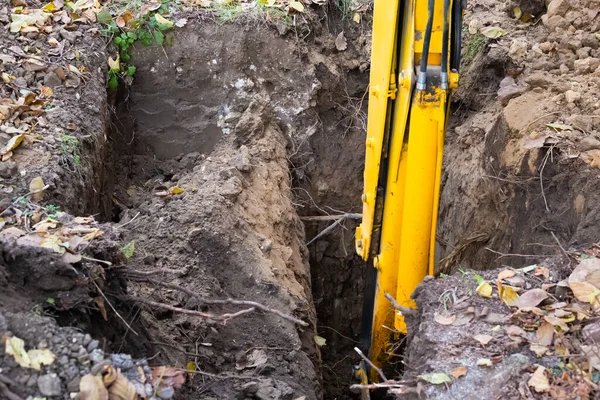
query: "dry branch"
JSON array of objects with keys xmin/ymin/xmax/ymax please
[
  {"xmin": 127, "ymin": 296, "xmax": 256, "ymax": 323},
  {"xmin": 305, "ymin": 213, "xmax": 361, "ymax": 246},
  {"xmin": 354, "ymin": 347, "xmax": 388, "ymax": 382},
  {"xmin": 300, "ymin": 213, "xmax": 362, "ymax": 222},
  {"xmin": 127, "ymin": 276, "xmax": 309, "ymax": 327},
  {"xmin": 384, "ymin": 293, "xmax": 417, "ymax": 317},
  {"xmin": 0, "ymin": 379, "xmax": 23, "ymax": 400},
  {"xmin": 91, "ymin": 279, "xmax": 138, "ymax": 336}
]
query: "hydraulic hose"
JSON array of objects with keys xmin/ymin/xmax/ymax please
[
  {"xmin": 417, "ymin": 0, "xmax": 436, "ymax": 90},
  {"xmin": 450, "ymin": 0, "xmax": 464, "ymax": 71},
  {"xmin": 441, "ymin": 0, "xmax": 451, "ymax": 89}
]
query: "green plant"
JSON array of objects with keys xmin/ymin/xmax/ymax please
[
  {"xmin": 60, "ymin": 134, "xmax": 81, "ymax": 168},
  {"xmin": 99, "ymin": 0, "xmax": 174, "ymax": 90},
  {"xmin": 44, "ymin": 204, "xmax": 61, "ymax": 218},
  {"xmin": 464, "ymin": 34, "xmax": 486, "ymax": 64},
  {"xmin": 335, "ymin": 0, "xmax": 353, "ymax": 20}
]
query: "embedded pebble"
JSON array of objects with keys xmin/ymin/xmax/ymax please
[
  {"xmin": 38, "ymin": 373, "xmax": 62, "ymax": 396},
  {"xmin": 86, "ymin": 339, "xmax": 99, "ymax": 352}
]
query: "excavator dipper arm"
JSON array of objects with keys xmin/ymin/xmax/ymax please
[{"xmin": 355, "ymin": 0, "xmax": 463, "ymax": 388}]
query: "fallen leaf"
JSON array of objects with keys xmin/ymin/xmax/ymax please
[
  {"xmin": 536, "ymin": 322, "xmax": 554, "ymax": 346},
  {"xmin": 506, "ymin": 325, "xmax": 529, "ymax": 340},
  {"xmin": 468, "ymin": 18, "xmax": 480, "ymax": 34},
  {"xmin": 473, "ymin": 334, "xmax": 493, "ymax": 345},
  {"xmin": 289, "ymin": 1, "xmax": 304, "ymax": 12},
  {"xmin": 498, "ymin": 269, "xmax": 516, "ymax": 280},
  {"xmin": 569, "ymin": 281, "xmax": 600, "ymax": 305},
  {"xmin": 150, "ymin": 366, "xmax": 185, "ymax": 388},
  {"xmin": 168, "ymin": 186, "xmax": 184, "ymax": 195},
  {"xmin": 529, "ymin": 344, "xmax": 548, "ymax": 357},
  {"xmin": 568, "ymin": 258, "xmax": 600, "ymax": 287},
  {"xmin": 476, "ymin": 281, "xmax": 493, "ymax": 298},
  {"xmin": 40, "ymin": 234, "xmax": 66, "ymax": 254},
  {"xmin": 120, "ymin": 240, "xmax": 135, "ymax": 259},
  {"xmin": 10, "ymin": 13, "xmax": 41, "ymax": 33},
  {"xmin": 546, "ymin": 123, "xmax": 572, "ymax": 130},
  {"xmin": 499, "ymin": 282, "xmax": 520, "ymax": 306},
  {"xmin": 4, "ymin": 336, "xmax": 31, "ymax": 368},
  {"xmin": 353, "ymin": 12, "xmax": 360, "ymax": 23},
  {"xmin": 544, "ymin": 315, "xmax": 569, "ymax": 332},
  {"xmin": 508, "ymin": 288, "xmax": 548, "ymax": 308},
  {"xmin": 480, "ymin": 26, "xmax": 506, "ymax": 38},
  {"xmin": 95, "ymin": 297, "xmax": 107, "ymax": 321},
  {"xmin": 434, "ymin": 313, "xmax": 456, "ymax": 325},
  {"xmin": 535, "ymin": 266, "xmax": 550, "ymax": 280},
  {"xmin": 28, "ymin": 349, "xmax": 55, "ymax": 370},
  {"xmin": 41, "ymin": 85, "xmax": 53, "ymax": 97},
  {"xmin": 523, "ymin": 132, "xmax": 551, "ymax": 149},
  {"xmin": 314, "ymin": 335, "xmax": 326, "ymax": 346},
  {"xmin": 419, "ymin": 372, "xmax": 451, "ymax": 385},
  {"xmin": 476, "ymin": 358, "xmax": 492, "ymax": 367},
  {"xmin": 30, "ymin": 176, "xmax": 45, "ymax": 203},
  {"xmin": 520, "ymin": 265, "xmax": 537, "ymax": 273},
  {"xmin": 82, "ymin": 229, "xmax": 103, "ymax": 241},
  {"xmin": 175, "ymin": 17, "xmax": 188, "ymax": 27},
  {"xmin": 1, "ymin": 132, "xmax": 25, "ymax": 155},
  {"xmin": 155, "ymin": 13, "xmax": 174, "ymax": 28},
  {"xmin": 513, "ymin": 6, "xmax": 522, "ymax": 19},
  {"xmin": 80, "ymin": 373, "xmax": 108, "ymax": 400},
  {"xmin": 528, "ymin": 366, "xmax": 550, "ymax": 392},
  {"xmin": 107, "ymin": 370, "xmax": 137, "ymax": 400},
  {"xmin": 108, "ymin": 55, "xmax": 119, "ymax": 71},
  {"xmin": 335, "ymin": 31, "xmax": 347, "ymax": 51},
  {"xmin": 450, "ymin": 366, "xmax": 467, "ymax": 379}
]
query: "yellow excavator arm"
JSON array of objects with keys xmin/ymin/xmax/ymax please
[{"xmin": 355, "ymin": 0, "xmax": 463, "ymax": 385}]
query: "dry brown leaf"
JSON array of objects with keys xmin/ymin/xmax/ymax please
[
  {"xmin": 508, "ymin": 288, "xmax": 548, "ymax": 308},
  {"xmin": 103, "ymin": 365, "xmax": 117, "ymax": 386},
  {"xmin": 334, "ymin": 31, "xmax": 347, "ymax": 51},
  {"xmin": 434, "ymin": 313, "xmax": 456, "ymax": 325},
  {"xmin": 506, "ymin": 325, "xmax": 529, "ymax": 340},
  {"xmin": 95, "ymin": 297, "xmax": 107, "ymax": 321},
  {"xmin": 29, "ymin": 176, "xmax": 45, "ymax": 202},
  {"xmin": 535, "ymin": 266, "xmax": 550, "ymax": 280},
  {"xmin": 107, "ymin": 370, "xmax": 137, "ymax": 400},
  {"xmin": 529, "ymin": 344, "xmax": 548, "ymax": 357},
  {"xmin": 568, "ymin": 258, "xmax": 600, "ymax": 287},
  {"xmin": 544, "ymin": 315, "xmax": 569, "ymax": 332},
  {"xmin": 450, "ymin": 366, "xmax": 467, "ymax": 379},
  {"xmin": 568, "ymin": 281, "xmax": 600, "ymax": 305},
  {"xmin": 151, "ymin": 366, "xmax": 185, "ymax": 388},
  {"xmin": 528, "ymin": 366, "xmax": 550, "ymax": 393},
  {"xmin": 473, "ymin": 334, "xmax": 493, "ymax": 345},
  {"xmin": 498, "ymin": 269, "xmax": 516, "ymax": 280},
  {"xmin": 80, "ymin": 374, "xmax": 108, "ymax": 400},
  {"xmin": 536, "ymin": 322, "xmax": 554, "ymax": 346}
]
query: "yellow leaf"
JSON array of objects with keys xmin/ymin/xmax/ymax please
[
  {"xmin": 476, "ymin": 282, "xmax": 492, "ymax": 298},
  {"xmin": 29, "ymin": 176, "xmax": 45, "ymax": 202},
  {"xmin": 82, "ymin": 229, "xmax": 103, "ymax": 241},
  {"xmin": 41, "ymin": 85, "xmax": 53, "ymax": 97},
  {"xmin": 528, "ymin": 366, "xmax": 550, "ymax": 392},
  {"xmin": 42, "ymin": 2, "xmax": 57, "ymax": 12},
  {"xmin": 476, "ymin": 358, "xmax": 492, "ymax": 367},
  {"xmin": 4, "ymin": 336, "xmax": 31, "ymax": 368},
  {"xmin": 10, "ymin": 14, "xmax": 39, "ymax": 33},
  {"xmin": 40, "ymin": 234, "xmax": 66, "ymax": 254},
  {"xmin": 28, "ymin": 348, "xmax": 56, "ymax": 370},
  {"xmin": 513, "ymin": 7, "xmax": 522, "ymax": 19},
  {"xmin": 108, "ymin": 55, "xmax": 120, "ymax": 71},
  {"xmin": 498, "ymin": 282, "xmax": 519, "ymax": 305},
  {"xmin": 314, "ymin": 335, "xmax": 326, "ymax": 346},
  {"xmin": 480, "ymin": 26, "xmax": 506, "ymax": 38},
  {"xmin": 289, "ymin": 1, "xmax": 304, "ymax": 12},
  {"xmin": 497, "ymin": 269, "xmax": 516, "ymax": 280},
  {"xmin": 155, "ymin": 13, "xmax": 174, "ymax": 28},
  {"xmin": 1, "ymin": 132, "xmax": 25, "ymax": 155},
  {"xmin": 353, "ymin": 12, "xmax": 360, "ymax": 23},
  {"xmin": 186, "ymin": 361, "xmax": 196, "ymax": 379},
  {"xmin": 169, "ymin": 186, "xmax": 185, "ymax": 195}
]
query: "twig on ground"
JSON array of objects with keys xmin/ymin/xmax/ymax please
[
  {"xmin": 0, "ymin": 185, "xmax": 51, "ymax": 217},
  {"xmin": 181, "ymin": 367, "xmax": 254, "ymax": 380},
  {"xmin": 115, "ymin": 211, "xmax": 141, "ymax": 229},
  {"xmin": 354, "ymin": 347, "xmax": 388, "ymax": 382},
  {"xmin": 124, "ymin": 268, "xmax": 186, "ymax": 277},
  {"xmin": 90, "ymin": 279, "xmax": 139, "ymax": 336},
  {"xmin": 300, "ymin": 213, "xmax": 362, "ymax": 222},
  {"xmin": 127, "ymin": 277, "xmax": 309, "ymax": 327},
  {"xmin": 127, "ymin": 296, "xmax": 255, "ymax": 323},
  {"xmin": 551, "ymin": 231, "xmax": 572, "ymax": 265},
  {"xmin": 484, "ymin": 247, "xmax": 552, "ymax": 260},
  {"xmin": 384, "ymin": 293, "xmax": 417, "ymax": 317},
  {"xmin": 306, "ymin": 213, "xmax": 360, "ymax": 246},
  {"xmin": 0, "ymin": 379, "xmax": 23, "ymax": 400},
  {"xmin": 82, "ymin": 255, "xmax": 113, "ymax": 266},
  {"xmin": 539, "ymin": 145, "xmax": 555, "ymax": 213},
  {"xmin": 350, "ymin": 381, "xmax": 409, "ymax": 390}
]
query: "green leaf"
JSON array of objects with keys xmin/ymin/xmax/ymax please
[
  {"xmin": 121, "ymin": 53, "xmax": 130, "ymax": 61},
  {"xmin": 474, "ymin": 274, "xmax": 484, "ymax": 285},
  {"xmin": 46, "ymin": 298, "xmax": 55, "ymax": 305},
  {"xmin": 127, "ymin": 66, "xmax": 136, "ymax": 76},
  {"xmin": 480, "ymin": 26, "xmax": 506, "ymax": 38},
  {"xmin": 419, "ymin": 372, "xmax": 452, "ymax": 384},
  {"xmin": 120, "ymin": 240, "xmax": 135, "ymax": 259},
  {"xmin": 520, "ymin": 265, "xmax": 537, "ymax": 273},
  {"xmin": 108, "ymin": 75, "xmax": 118, "ymax": 90},
  {"xmin": 127, "ymin": 31, "xmax": 136, "ymax": 39},
  {"xmin": 154, "ymin": 30, "xmax": 165, "ymax": 45},
  {"xmin": 114, "ymin": 36, "xmax": 122, "ymax": 45},
  {"xmin": 97, "ymin": 9, "xmax": 112, "ymax": 25}
]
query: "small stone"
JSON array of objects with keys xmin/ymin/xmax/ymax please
[
  {"xmin": 559, "ymin": 64, "xmax": 570, "ymax": 74},
  {"xmin": 59, "ymin": 355, "xmax": 69, "ymax": 365},
  {"xmin": 547, "ymin": 0, "xmax": 570, "ymax": 17},
  {"xmin": 539, "ymin": 41, "xmax": 555, "ymax": 53},
  {"xmin": 509, "ymin": 39, "xmax": 528, "ymax": 59},
  {"xmin": 67, "ymin": 377, "xmax": 81, "ymax": 393},
  {"xmin": 38, "ymin": 373, "xmax": 62, "ymax": 396},
  {"xmin": 576, "ymin": 47, "xmax": 592, "ymax": 59},
  {"xmin": 242, "ymin": 382, "xmax": 259, "ymax": 395},
  {"xmin": 112, "ymin": 353, "xmax": 134, "ymax": 370},
  {"xmin": 89, "ymin": 348, "xmax": 105, "ymax": 364},
  {"xmin": 260, "ymin": 239, "xmax": 272, "ymax": 253},
  {"xmin": 525, "ymin": 72, "xmax": 552, "ymax": 89},
  {"xmin": 43, "ymin": 71, "xmax": 62, "ymax": 88},
  {"xmin": 26, "ymin": 375, "xmax": 37, "ymax": 387},
  {"xmin": 82, "ymin": 334, "xmax": 92, "ymax": 346},
  {"xmin": 545, "ymin": 15, "xmax": 570, "ymax": 30},
  {"xmin": 565, "ymin": 90, "xmax": 582, "ymax": 103},
  {"xmin": 59, "ymin": 28, "xmax": 81, "ymax": 43},
  {"xmin": 497, "ymin": 82, "xmax": 526, "ymax": 106},
  {"xmin": 86, "ymin": 339, "xmax": 99, "ymax": 352},
  {"xmin": 0, "ymin": 162, "xmax": 17, "ymax": 179},
  {"xmin": 224, "ymin": 111, "xmax": 242, "ymax": 123},
  {"xmin": 157, "ymin": 386, "xmax": 175, "ymax": 399}
]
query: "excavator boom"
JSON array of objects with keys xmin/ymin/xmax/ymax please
[{"xmin": 355, "ymin": 0, "xmax": 462, "ymax": 385}]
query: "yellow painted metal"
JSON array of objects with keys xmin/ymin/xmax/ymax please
[{"xmin": 356, "ymin": 0, "xmax": 460, "ymax": 383}]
